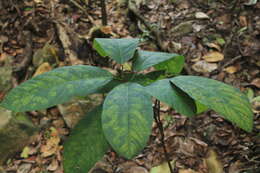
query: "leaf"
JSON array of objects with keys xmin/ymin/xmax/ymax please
[
  {"xmin": 150, "ymin": 162, "xmax": 175, "ymax": 173},
  {"xmin": 155, "ymin": 55, "xmax": 185, "ymax": 75},
  {"xmin": 204, "ymin": 149, "xmax": 223, "ymax": 173},
  {"xmin": 171, "ymin": 76, "xmax": 253, "ymax": 132},
  {"xmin": 123, "ymin": 70, "xmax": 165, "ymax": 86},
  {"xmin": 93, "ymin": 38, "xmax": 139, "ymax": 64},
  {"xmin": 202, "ymin": 51, "xmax": 224, "ymax": 62},
  {"xmin": 102, "ymin": 83, "xmax": 153, "ymax": 159},
  {"xmin": 145, "ymin": 79, "xmax": 196, "ymax": 117},
  {"xmin": 1, "ymin": 65, "xmax": 113, "ymax": 112},
  {"xmin": 133, "ymin": 50, "xmax": 183, "ymax": 72},
  {"xmin": 63, "ymin": 106, "xmax": 109, "ymax": 173},
  {"xmin": 195, "ymin": 101, "xmax": 208, "ymax": 114}
]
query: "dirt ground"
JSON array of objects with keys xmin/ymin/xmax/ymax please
[{"xmin": 0, "ymin": 0, "xmax": 259, "ymax": 173}]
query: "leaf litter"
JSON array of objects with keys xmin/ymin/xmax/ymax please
[{"xmin": 0, "ymin": 0, "xmax": 260, "ymax": 172}]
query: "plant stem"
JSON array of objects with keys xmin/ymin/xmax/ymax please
[
  {"xmin": 100, "ymin": 0, "xmax": 107, "ymax": 25},
  {"xmin": 154, "ymin": 100, "xmax": 174, "ymax": 173}
]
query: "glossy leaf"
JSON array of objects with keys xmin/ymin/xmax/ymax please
[
  {"xmin": 171, "ymin": 76, "xmax": 253, "ymax": 132},
  {"xmin": 145, "ymin": 79, "xmax": 196, "ymax": 117},
  {"xmin": 132, "ymin": 50, "xmax": 183, "ymax": 72},
  {"xmin": 155, "ymin": 55, "xmax": 185, "ymax": 75},
  {"xmin": 1, "ymin": 65, "xmax": 113, "ymax": 112},
  {"xmin": 63, "ymin": 106, "xmax": 109, "ymax": 173},
  {"xmin": 93, "ymin": 38, "xmax": 139, "ymax": 64},
  {"xmin": 102, "ymin": 83, "xmax": 153, "ymax": 159}
]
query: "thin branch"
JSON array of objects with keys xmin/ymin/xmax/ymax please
[
  {"xmin": 154, "ymin": 100, "xmax": 174, "ymax": 173},
  {"xmin": 100, "ymin": 0, "xmax": 108, "ymax": 25}
]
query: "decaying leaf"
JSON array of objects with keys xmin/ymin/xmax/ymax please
[
  {"xmin": 202, "ymin": 51, "xmax": 224, "ymax": 62},
  {"xmin": 150, "ymin": 161, "xmax": 175, "ymax": 173},
  {"xmin": 33, "ymin": 62, "xmax": 52, "ymax": 77},
  {"xmin": 224, "ymin": 66, "xmax": 238, "ymax": 74},
  {"xmin": 204, "ymin": 149, "xmax": 223, "ymax": 173},
  {"xmin": 192, "ymin": 60, "xmax": 218, "ymax": 73},
  {"xmin": 40, "ymin": 128, "xmax": 61, "ymax": 158},
  {"xmin": 195, "ymin": 12, "xmax": 209, "ymax": 19}
]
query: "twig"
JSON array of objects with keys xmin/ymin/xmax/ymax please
[
  {"xmin": 154, "ymin": 100, "xmax": 174, "ymax": 173},
  {"xmin": 100, "ymin": 0, "xmax": 108, "ymax": 25},
  {"xmin": 69, "ymin": 0, "xmax": 96, "ymax": 25},
  {"xmin": 128, "ymin": 1, "xmax": 164, "ymax": 51}
]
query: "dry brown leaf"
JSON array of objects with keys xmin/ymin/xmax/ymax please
[
  {"xmin": 192, "ymin": 60, "xmax": 218, "ymax": 73},
  {"xmin": 100, "ymin": 25, "xmax": 113, "ymax": 34},
  {"xmin": 195, "ymin": 12, "xmax": 209, "ymax": 19},
  {"xmin": 239, "ymin": 16, "xmax": 247, "ymax": 27},
  {"xmin": 224, "ymin": 66, "xmax": 238, "ymax": 74},
  {"xmin": 40, "ymin": 128, "xmax": 60, "ymax": 158},
  {"xmin": 47, "ymin": 159, "xmax": 59, "ymax": 171},
  {"xmin": 251, "ymin": 78, "xmax": 260, "ymax": 88},
  {"xmin": 206, "ymin": 43, "xmax": 221, "ymax": 51},
  {"xmin": 33, "ymin": 62, "xmax": 52, "ymax": 77},
  {"xmin": 204, "ymin": 149, "xmax": 223, "ymax": 173},
  {"xmin": 202, "ymin": 51, "xmax": 224, "ymax": 62}
]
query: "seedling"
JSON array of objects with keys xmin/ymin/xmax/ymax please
[{"xmin": 1, "ymin": 38, "xmax": 253, "ymax": 173}]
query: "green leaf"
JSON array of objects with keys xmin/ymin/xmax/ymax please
[
  {"xmin": 132, "ymin": 50, "xmax": 183, "ymax": 72},
  {"xmin": 63, "ymin": 105, "xmax": 109, "ymax": 173},
  {"xmin": 195, "ymin": 101, "xmax": 208, "ymax": 114},
  {"xmin": 145, "ymin": 79, "xmax": 196, "ymax": 117},
  {"xmin": 102, "ymin": 82, "xmax": 153, "ymax": 159},
  {"xmin": 171, "ymin": 76, "xmax": 253, "ymax": 132},
  {"xmin": 93, "ymin": 38, "xmax": 139, "ymax": 64},
  {"xmin": 155, "ymin": 55, "xmax": 185, "ymax": 75},
  {"xmin": 1, "ymin": 65, "xmax": 113, "ymax": 112}
]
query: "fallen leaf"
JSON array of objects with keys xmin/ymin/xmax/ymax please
[
  {"xmin": 47, "ymin": 159, "xmax": 59, "ymax": 171},
  {"xmin": 206, "ymin": 43, "xmax": 221, "ymax": 51},
  {"xmin": 195, "ymin": 12, "xmax": 209, "ymax": 19},
  {"xmin": 251, "ymin": 78, "xmax": 260, "ymax": 88},
  {"xmin": 202, "ymin": 51, "xmax": 224, "ymax": 62},
  {"xmin": 100, "ymin": 25, "xmax": 113, "ymax": 35},
  {"xmin": 239, "ymin": 16, "xmax": 247, "ymax": 27},
  {"xmin": 17, "ymin": 163, "xmax": 32, "ymax": 173},
  {"xmin": 192, "ymin": 60, "xmax": 218, "ymax": 73},
  {"xmin": 150, "ymin": 161, "xmax": 175, "ymax": 173},
  {"xmin": 33, "ymin": 62, "xmax": 52, "ymax": 77},
  {"xmin": 204, "ymin": 149, "xmax": 223, "ymax": 173},
  {"xmin": 20, "ymin": 146, "xmax": 30, "ymax": 158},
  {"xmin": 127, "ymin": 166, "xmax": 148, "ymax": 173},
  {"xmin": 40, "ymin": 128, "xmax": 60, "ymax": 157},
  {"xmin": 224, "ymin": 66, "xmax": 238, "ymax": 74}
]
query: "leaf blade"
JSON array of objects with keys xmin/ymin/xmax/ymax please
[
  {"xmin": 171, "ymin": 76, "xmax": 253, "ymax": 132},
  {"xmin": 145, "ymin": 79, "xmax": 196, "ymax": 117},
  {"xmin": 1, "ymin": 65, "xmax": 113, "ymax": 112},
  {"xmin": 102, "ymin": 82, "xmax": 153, "ymax": 159},
  {"xmin": 132, "ymin": 50, "xmax": 183, "ymax": 72},
  {"xmin": 93, "ymin": 38, "xmax": 139, "ymax": 64},
  {"xmin": 63, "ymin": 105, "xmax": 109, "ymax": 173}
]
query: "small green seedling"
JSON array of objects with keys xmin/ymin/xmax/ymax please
[{"xmin": 1, "ymin": 38, "xmax": 253, "ymax": 173}]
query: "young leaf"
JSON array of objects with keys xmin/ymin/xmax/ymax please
[
  {"xmin": 132, "ymin": 50, "xmax": 183, "ymax": 72},
  {"xmin": 154, "ymin": 55, "xmax": 185, "ymax": 75},
  {"xmin": 93, "ymin": 38, "xmax": 139, "ymax": 64},
  {"xmin": 1, "ymin": 65, "xmax": 113, "ymax": 112},
  {"xmin": 170, "ymin": 76, "xmax": 253, "ymax": 132},
  {"xmin": 63, "ymin": 105, "xmax": 109, "ymax": 173},
  {"xmin": 145, "ymin": 79, "xmax": 196, "ymax": 117},
  {"xmin": 102, "ymin": 83, "xmax": 153, "ymax": 159}
]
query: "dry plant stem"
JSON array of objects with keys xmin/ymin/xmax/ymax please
[
  {"xmin": 100, "ymin": 0, "xmax": 108, "ymax": 25},
  {"xmin": 154, "ymin": 100, "xmax": 174, "ymax": 173}
]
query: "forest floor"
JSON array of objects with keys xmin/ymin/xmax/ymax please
[{"xmin": 0, "ymin": 0, "xmax": 259, "ymax": 173}]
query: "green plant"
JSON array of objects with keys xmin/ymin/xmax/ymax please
[{"xmin": 1, "ymin": 38, "xmax": 253, "ymax": 173}]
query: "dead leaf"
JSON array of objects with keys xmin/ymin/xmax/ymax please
[
  {"xmin": 192, "ymin": 60, "xmax": 218, "ymax": 73},
  {"xmin": 17, "ymin": 163, "xmax": 32, "ymax": 173},
  {"xmin": 40, "ymin": 128, "xmax": 60, "ymax": 157},
  {"xmin": 33, "ymin": 62, "xmax": 52, "ymax": 77},
  {"xmin": 251, "ymin": 78, "xmax": 260, "ymax": 88},
  {"xmin": 204, "ymin": 149, "xmax": 223, "ymax": 173},
  {"xmin": 224, "ymin": 66, "xmax": 238, "ymax": 74},
  {"xmin": 239, "ymin": 16, "xmax": 247, "ymax": 27},
  {"xmin": 100, "ymin": 25, "xmax": 113, "ymax": 34},
  {"xmin": 202, "ymin": 51, "xmax": 224, "ymax": 62},
  {"xmin": 150, "ymin": 161, "xmax": 175, "ymax": 173},
  {"xmin": 47, "ymin": 159, "xmax": 59, "ymax": 171},
  {"xmin": 195, "ymin": 12, "xmax": 209, "ymax": 19},
  {"xmin": 20, "ymin": 146, "xmax": 30, "ymax": 158},
  {"xmin": 127, "ymin": 166, "xmax": 148, "ymax": 173},
  {"xmin": 206, "ymin": 43, "xmax": 221, "ymax": 51}
]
